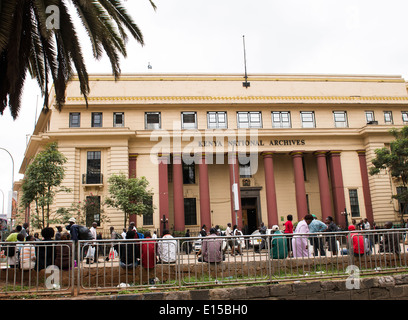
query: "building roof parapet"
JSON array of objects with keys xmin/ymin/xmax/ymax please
[{"xmin": 65, "ymin": 95, "xmax": 408, "ymax": 105}]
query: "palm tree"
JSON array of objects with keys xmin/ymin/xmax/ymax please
[{"xmin": 0, "ymin": 0, "xmax": 156, "ymax": 119}]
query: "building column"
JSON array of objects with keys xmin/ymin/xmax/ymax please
[
  {"xmin": 128, "ymin": 153, "xmax": 138, "ymax": 226},
  {"xmin": 314, "ymin": 151, "xmax": 333, "ymax": 221},
  {"xmin": 198, "ymin": 153, "xmax": 211, "ymax": 230},
  {"xmin": 173, "ymin": 153, "xmax": 185, "ymax": 232},
  {"xmin": 158, "ymin": 153, "xmax": 170, "ymax": 235},
  {"xmin": 357, "ymin": 150, "xmax": 374, "ymax": 223},
  {"xmin": 290, "ymin": 151, "xmax": 308, "ymax": 220},
  {"xmin": 228, "ymin": 152, "xmax": 242, "ymax": 229},
  {"xmin": 328, "ymin": 151, "xmax": 346, "ymax": 227},
  {"xmin": 262, "ymin": 152, "xmax": 278, "ymax": 227}
]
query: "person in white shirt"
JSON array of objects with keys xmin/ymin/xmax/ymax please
[
  {"xmin": 152, "ymin": 231, "xmax": 157, "ymax": 239},
  {"xmin": 226, "ymin": 223, "xmax": 235, "ymax": 255},
  {"xmin": 158, "ymin": 230, "xmax": 177, "ymax": 263},
  {"xmin": 90, "ymin": 222, "xmax": 98, "ymax": 240},
  {"xmin": 363, "ymin": 218, "xmax": 370, "ymax": 230},
  {"xmin": 121, "ymin": 228, "xmax": 127, "ymax": 239}
]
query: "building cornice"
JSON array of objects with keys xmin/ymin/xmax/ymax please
[
  {"xmin": 71, "ymin": 73, "xmax": 406, "ymax": 83},
  {"xmin": 65, "ymin": 95, "xmax": 408, "ymax": 105}
]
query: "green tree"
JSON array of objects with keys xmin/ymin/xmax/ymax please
[
  {"xmin": 105, "ymin": 173, "xmax": 154, "ymax": 228},
  {"xmin": 0, "ymin": 0, "xmax": 156, "ymax": 119},
  {"xmin": 20, "ymin": 142, "xmax": 68, "ymax": 228},
  {"xmin": 369, "ymin": 126, "xmax": 408, "ymax": 221}
]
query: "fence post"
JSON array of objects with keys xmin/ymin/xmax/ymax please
[
  {"xmin": 71, "ymin": 241, "xmax": 75, "ymax": 296},
  {"xmin": 76, "ymin": 241, "xmax": 81, "ymax": 296}
]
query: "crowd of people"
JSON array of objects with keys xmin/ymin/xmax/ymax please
[
  {"xmin": 285, "ymin": 214, "xmax": 402, "ymax": 259},
  {"xmin": 1, "ymin": 215, "xmax": 404, "ymax": 275}
]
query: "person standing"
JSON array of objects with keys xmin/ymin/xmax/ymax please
[
  {"xmin": 225, "ymin": 223, "xmax": 234, "ymax": 255},
  {"xmin": 184, "ymin": 229, "xmax": 192, "ymax": 254},
  {"xmin": 363, "ymin": 218, "xmax": 371, "ymax": 231},
  {"xmin": 90, "ymin": 222, "xmax": 97, "ymax": 240},
  {"xmin": 55, "ymin": 226, "xmax": 63, "ymax": 240},
  {"xmin": 232, "ymin": 225, "xmax": 243, "ymax": 255},
  {"xmin": 292, "ymin": 214, "xmax": 314, "ymax": 258},
  {"xmin": 308, "ymin": 215, "xmax": 327, "ymax": 257},
  {"xmin": 325, "ymin": 216, "xmax": 339, "ymax": 256},
  {"xmin": 20, "ymin": 223, "xmax": 29, "ymax": 238},
  {"xmin": 200, "ymin": 225, "xmax": 207, "ymax": 237},
  {"xmin": 283, "ymin": 215, "xmax": 294, "ymax": 257},
  {"xmin": 121, "ymin": 228, "xmax": 127, "ymax": 240},
  {"xmin": 257, "ymin": 222, "xmax": 267, "ymax": 252}
]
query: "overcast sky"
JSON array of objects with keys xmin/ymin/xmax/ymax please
[{"xmin": 1, "ymin": 0, "xmax": 408, "ymax": 216}]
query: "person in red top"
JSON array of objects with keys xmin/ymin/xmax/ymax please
[
  {"xmin": 141, "ymin": 230, "xmax": 157, "ymax": 269},
  {"xmin": 141, "ymin": 230, "xmax": 158, "ymax": 285},
  {"xmin": 347, "ymin": 225, "xmax": 365, "ymax": 257},
  {"xmin": 283, "ymin": 215, "xmax": 294, "ymax": 257}
]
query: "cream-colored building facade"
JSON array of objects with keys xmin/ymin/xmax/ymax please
[{"xmin": 16, "ymin": 73, "xmax": 408, "ymax": 235}]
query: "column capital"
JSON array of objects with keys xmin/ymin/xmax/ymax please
[
  {"xmin": 261, "ymin": 151, "xmax": 275, "ymax": 158},
  {"xmin": 328, "ymin": 150, "xmax": 342, "ymax": 157},
  {"xmin": 129, "ymin": 153, "xmax": 138, "ymax": 158},
  {"xmin": 356, "ymin": 149, "xmax": 366, "ymax": 156},
  {"xmin": 313, "ymin": 150, "xmax": 328, "ymax": 157},
  {"xmin": 289, "ymin": 151, "xmax": 304, "ymax": 157}
]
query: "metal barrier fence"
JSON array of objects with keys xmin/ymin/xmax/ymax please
[{"xmin": 1, "ymin": 228, "xmax": 408, "ymax": 297}]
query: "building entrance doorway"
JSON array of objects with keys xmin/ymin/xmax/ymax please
[{"xmin": 241, "ymin": 197, "xmax": 259, "ymax": 235}]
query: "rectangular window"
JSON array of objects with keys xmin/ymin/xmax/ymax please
[
  {"xmin": 333, "ymin": 111, "xmax": 348, "ymax": 128},
  {"xmin": 145, "ymin": 112, "xmax": 161, "ymax": 130},
  {"xmin": 143, "ymin": 196, "xmax": 154, "ymax": 225},
  {"xmin": 207, "ymin": 111, "xmax": 227, "ymax": 129},
  {"xmin": 184, "ymin": 198, "xmax": 197, "ymax": 225},
  {"xmin": 365, "ymin": 111, "xmax": 375, "ymax": 123},
  {"xmin": 397, "ymin": 186, "xmax": 408, "ymax": 215},
  {"xmin": 402, "ymin": 112, "xmax": 408, "ymax": 124},
  {"xmin": 85, "ymin": 151, "xmax": 102, "ymax": 184},
  {"xmin": 300, "ymin": 111, "xmax": 315, "ymax": 128},
  {"xmin": 92, "ymin": 112, "xmax": 103, "ymax": 128},
  {"xmin": 69, "ymin": 112, "xmax": 80, "ymax": 128},
  {"xmin": 239, "ymin": 162, "xmax": 251, "ymax": 178},
  {"xmin": 384, "ymin": 111, "xmax": 393, "ymax": 124},
  {"xmin": 85, "ymin": 196, "xmax": 100, "ymax": 227},
  {"xmin": 237, "ymin": 111, "xmax": 262, "ymax": 128},
  {"xmin": 181, "ymin": 112, "xmax": 197, "ymax": 129},
  {"xmin": 272, "ymin": 111, "xmax": 291, "ymax": 128},
  {"xmin": 349, "ymin": 189, "xmax": 360, "ymax": 217},
  {"xmin": 183, "ymin": 163, "xmax": 195, "ymax": 184},
  {"xmin": 113, "ymin": 112, "xmax": 124, "ymax": 127}
]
